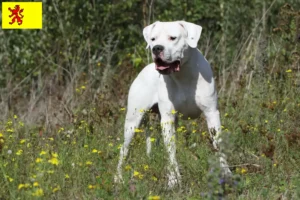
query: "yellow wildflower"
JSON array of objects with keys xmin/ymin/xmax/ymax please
[
  {"xmin": 92, "ymin": 149, "xmax": 98, "ymax": 153},
  {"xmin": 177, "ymin": 126, "xmax": 186, "ymax": 132},
  {"xmin": 13, "ymin": 115, "xmax": 18, "ymax": 119},
  {"xmin": 48, "ymin": 157, "xmax": 59, "ymax": 165},
  {"xmin": 149, "ymin": 196, "xmax": 161, "ymax": 200},
  {"xmin": 20, "ymin": 139, "xmax": 26, "ymax": 144},
  {"xmin": 84, "ymin": 144, "xmax": 88, "ymax": 148},
  {"xmin": 52, "ymin": 185, "xmax": 61, "ymax": 193},
  {"xmin": 5, "ymin": 175, "xmax": 13, "ymax": 182},
  {"xmin": 39, "ymin": 151, "xmax": 47, "ymax": 156},
  {"xmin": 171, "ymin": 109, "xmax": 177, "ymax": 114},
  {"xmin": 132, "ymin": 171, "xmax": 144, "ymax": 179},
  {"xmin": 120, "ymin": 108, "xmax": 126, "ymax": 111},
  {"xmin": 16, "ymin": 149, "xmax": 23, "ymax": 155},
  {"xmin": 81, "ymin": 85, "xmax": 86, "ymax": 90},
  {"xmin": 286, "ymin": 69, "xmax": 292, "ymax": 73},
  {"xmin": 65, "ymin": 174, "xmax": 70, "ymax": 179},
  {"xmin": 150, "ymin": 138, "xmax": 156, "ymax": 142},
  {"xmin": 51, "ymin": 152, "xmax": 58, "ymax": 158},
  {"xmin": 133, "ymin": 171, "xmax": 140, "ymax": 177},
  {"xmin": 6, "ymin": 128, "xmax": 14, "ymax": 133},
  {"xmin": 58, "ymin": 127, "xmax": 64, "ymax": 133},
  {"xmin": 18, "ymin": 183, "xmax": 30, "ymax": 190},
  {"xmin": 125, "ymin": 165, "xmax": 132, "ymax": 171},
  {"xmin": 88, "ymin": 185, "xmax": 96, "ymax": 189},
  {"xmin": 35, "ymin": 158, "xmax": 43, "ymax": 163},
  {"xmin": 18, "ymin": 184, "xmax": 24, "ymax": 190},
  {"xmin": 117, "ymin": 144, "xmax": 123, "ymax": 149},
  {"xmin": 33, "ymin": 182, "xmax": 39, "ymax": 187},
  {"xmin": 86, "ymin": 161, "xmax": 93, "ymax": 166},
  {"xmin": 241, "ymin": 168, "xmax": 247, "ymax": 174},
  {"xmin": 144, "ymin": 165, "xmax": 149, "ymax": 171},
  {"xmin": 32, "ymin": 188, "xmax": 44, "ymax": 197},
  {"xmin": 134, "ymin": 128, "xmax": 144, "ymax": 133}
]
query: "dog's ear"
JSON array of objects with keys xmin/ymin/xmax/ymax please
[
  {"xmin": 178, "ymin": 21, "xmax": 202, "ymax": 48},
  {"xmin": 143, "ymin": 21, "xmax": 159, "ymax": 49}
]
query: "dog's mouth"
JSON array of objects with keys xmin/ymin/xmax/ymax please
[{"xmin": 154, "ymin": 58, "xmax": 180, "ymax": 75}]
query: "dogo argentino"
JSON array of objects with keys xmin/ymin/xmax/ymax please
[{"xmin": 115, "ymin": 21, "xmax": 232, "ymax": 188}]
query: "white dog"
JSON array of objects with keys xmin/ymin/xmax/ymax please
[{"xmin": 115, "ymin": 21, "xmax": 231, "ymax": 188}]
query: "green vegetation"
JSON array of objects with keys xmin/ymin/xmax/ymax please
[{"xmin": 0, "ymin": 0, "xmax": 299, "ymax": 199}]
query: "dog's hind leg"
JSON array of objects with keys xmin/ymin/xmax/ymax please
[{"xmin": 204, "ymin": 109, "xmax": 232, "ymax": 177}]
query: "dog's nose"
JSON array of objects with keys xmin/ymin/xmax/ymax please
[{"xmin": 152, "ymin": 45, "xmax": 164, "ymax": 55}]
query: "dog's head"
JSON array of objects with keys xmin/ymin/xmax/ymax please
[{"xmin": 143, "ymin": 21, "xmax": 202, "ymax": 75}]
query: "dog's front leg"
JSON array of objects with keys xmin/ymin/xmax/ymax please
[
  {"xmin": 204, "ymin": 110, "xmax": 232, "ymax": 177},
  {"xmin": 160, "ymin": 113, "xmax": 181, "ymax": 189}
]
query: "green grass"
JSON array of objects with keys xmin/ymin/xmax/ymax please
[{"xmin": 1, "ymin": 71, "xmax": 300, "ymax": 199}]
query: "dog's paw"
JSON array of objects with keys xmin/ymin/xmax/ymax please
[
  {"xmin": 167, "ymin": 172, "xmax": 181, "ymax": 189},
  {"xmin": 221, "ymin": 167, "xmax": 232, "ymax": 178}
]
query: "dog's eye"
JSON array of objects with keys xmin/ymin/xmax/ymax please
[
  {"xmin": 170, "ymin": 36, "xmax": 177, "ymax": 41},
  {"xmin": 151, "ymin": 38, "xmax": 155, "ymax": 41}
]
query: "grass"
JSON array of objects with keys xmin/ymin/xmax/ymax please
[{"xmin": 0, "ymin": 66, "xmax": 300, "ymax": 199}]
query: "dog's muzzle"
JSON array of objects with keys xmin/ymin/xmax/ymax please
[{"xmin": 154, "ymin": 58, "xmax": 181, "ymax": 75}]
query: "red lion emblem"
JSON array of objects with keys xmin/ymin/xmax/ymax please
[{"xmin": 8, "ymin": 5, "xmax": 24, "ymax": 25}]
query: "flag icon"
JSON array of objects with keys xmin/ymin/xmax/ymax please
[{"xmin": 2, "ymin": 2, "xmax": 42, "ymax": 29}]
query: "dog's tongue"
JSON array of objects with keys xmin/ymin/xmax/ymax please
[
  {"xmin": 155, "ymin": 61, "xmax": 180, "ymax": 72},
  {"xmin": 156, "ymin": 65, "xmax": 170, "ymax": 70}
]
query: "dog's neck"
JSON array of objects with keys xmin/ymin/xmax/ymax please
[{"xmin": 168, "ymin": 47, "xmax": 199, "ymax": 80}]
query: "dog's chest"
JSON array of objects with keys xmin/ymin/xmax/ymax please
[
  {"xmin": 168, "ymin": 79, "xmax": 206, "ymax": 119},
  {"xmin": 175, "ymin": 86, "xmax": 204, "ymax": 118}
]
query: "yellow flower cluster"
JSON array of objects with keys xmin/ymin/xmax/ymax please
[
  {"xmin": 48, "ymin": 152, "xmax": 59, "ymax": 165},
  {"xmin": 133, "ymin": 170, "xmax": 144, "ymax": 179}
]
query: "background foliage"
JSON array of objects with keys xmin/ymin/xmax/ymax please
[{"xmin": 0, "ymin": 0, "xmax": 300, "ymax": 199}]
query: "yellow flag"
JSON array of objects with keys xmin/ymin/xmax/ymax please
[{"xmin": 2, "ymin": 2, "xmax": 42, "ymax": 29}]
